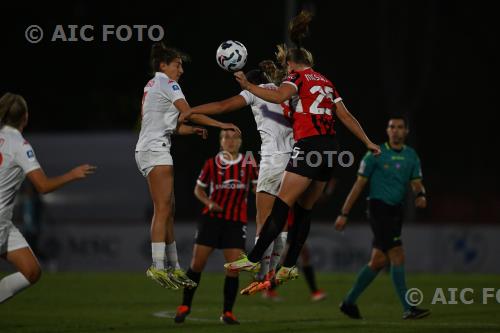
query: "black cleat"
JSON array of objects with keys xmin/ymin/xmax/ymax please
[
  {"xmin": 339, "ymin": 301, "xmax": 362, "ymax": 319},
  {"xmin": 220, "ymin": 311, "xmax": 240, "ymax": 325},
  {"xmin": 174, "ymin": 305, "xmax": 190, "ymax": 323},
  {"xmin": 403, "ymin": 307, "xmax": 431, "ymax": 320}
]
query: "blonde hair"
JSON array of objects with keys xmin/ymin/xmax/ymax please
[{"xmin": 276, "ymin": 10, "xmax": 314, "ymax": 68}]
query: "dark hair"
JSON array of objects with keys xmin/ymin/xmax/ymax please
[
  {"xmin": 276, "ymin": 11, "xmax": 314, "ymax": 67},
  {"xmin": 0, "ymin": 92, "xmax": 28, "ymax": 128},
  {"xmin": 245, "ymin": 60, "xmax": 284, "ymax": 85},
  {"xmin": 150, "ymin": 42, "xmax": 189, "ymax": 72},
  {"xmin": 388, "ymin": 115, "xmax": 409, "ymax": 128}
]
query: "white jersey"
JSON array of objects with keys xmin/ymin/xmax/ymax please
[
  {"xmin": 240, "ymin": 83, "xmax": 294, "ymax": 156},
  {"xmin": 0, "ymin": 126, "xmax": 41, "ymax": 223},
  {"xmin": 135, "ymin": 72, "xmax": 186, "ymax": 152}
]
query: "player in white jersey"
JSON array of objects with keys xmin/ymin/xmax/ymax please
[
  {"xmin": 0, "ymin": 92, "xmax": 95, "ymax": 304},
  {"xmin": 187, "ymin": 61, "xmax": 293, "ymax": 292},
  {"xmin": 136, "ymin": 42, "xmax": 240, "ymax": 290}
]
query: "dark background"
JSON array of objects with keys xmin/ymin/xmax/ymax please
[{"xmin": 1, "ymin": 0, "xmax": 499, "ymax": 223}]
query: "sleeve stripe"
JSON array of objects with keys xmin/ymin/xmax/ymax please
[
  {"xmin": 196, "ymin": 179, "xmax": 208, "ymax": 187},
  {"xmin": 357, "ymin": 173, "xmax": 369, "ymax": 178},
  {"xmin": 333, "ymin": 97, "xmax": 343, "ymax": 103}
]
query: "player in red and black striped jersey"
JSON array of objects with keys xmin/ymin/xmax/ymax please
[
  {"xmin": 226, "ymin": 11, "xmax": 381, "ymax": 284},
  {"xmin": 175, "ymin": 129, "xmax": 257, "ymax": 325}
]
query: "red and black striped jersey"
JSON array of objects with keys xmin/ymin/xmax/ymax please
[
  {"xmin": 281, "ymin": 68, "xmax": 342, "ymax": 141},
  {"xmin": 196, "ymin": 152, "xmax": 258, "ymax": 223}
]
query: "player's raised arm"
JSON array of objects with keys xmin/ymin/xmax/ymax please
[
  {"xmin": 27, "ymin": 165, "xmax": 96, "ymax": 194},
  {"xmin": 234, "ymin": 71, "xmax": 296, "ymax": 104},
  {"xmin": 335, "ymin": 101, "xmax": 381, "ymax": 155},
  {"xmin": 190, "ymin": 95, "xmax": 247, "ymax": 116}
]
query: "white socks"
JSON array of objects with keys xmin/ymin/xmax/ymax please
[
  {"xmin": 0, "ymin": 272, "xmax": 31, "ymax": 303},
  {"xmin": 151, "ymin": 242, "xmax": 166, "ymax": 269},
  {"xmin": 152, "ymin": 241, "xmax": 181, "ymax": 270},
  {"xmin": 270, "ymin": 232, "xmax": 288, "ymax": 271},
  {"xmin": 166, "ymin": 241, "xmax": 181, "ymax": 269}
]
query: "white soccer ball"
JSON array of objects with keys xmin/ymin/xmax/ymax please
[{"xmin": 216, "ymin": 40, "xmax": 248, "ymax": 72}]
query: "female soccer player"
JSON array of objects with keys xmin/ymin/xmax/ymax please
[
  {"xmin": 225, "ymin": 11, "xmax": 381, "ymax": 283},
  {"xmin": 174, "ymin": 129, "xmax": 258, "ymax": 325},
  {"xmin": 0, "ymin": 92, "xmax": 95, "ymax": 303},
  {"xmin": 135, "ymin": 42, "xmax": 240, "ymax": 290},
  {"xmin": 186, "ymin": 60, "xmax": 293, "ymax": 292}
]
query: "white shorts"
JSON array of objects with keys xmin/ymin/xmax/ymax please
[
  {"xmin": 257, "ymin": 153, "xmax": 290, "ymax": 196},
  {"xmin": 0, "ymin": 222, "xmax": 30, "ymax": 255},
  {"xmin": 135, "ymin": 150, "xmax": 173, "ymax": 177}
]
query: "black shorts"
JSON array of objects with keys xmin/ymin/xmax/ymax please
[
  {"xmin": 368, "ymin": 199, "xmax": 404, "ymax": 252},
  {"xmin": 195, "ymin": 215, "xmax": 247, "ymax": 249},
  {"xmin": 285, "ymin": 135, "xmax": 338, "ymax": 182}
]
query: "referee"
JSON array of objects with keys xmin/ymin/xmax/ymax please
[{"xmin": 334, "ymin": 116, "xmax": 430, "ymax": 320}]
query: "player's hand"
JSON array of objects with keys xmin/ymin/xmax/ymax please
[
  {"xmin": 415, "ymin": 196, "xmax": 427, "ymax": 208},
  {"xmin": 71, "ymin": 164, "xmax": 97, "ymax": 179},
  {"xmin": 334, "ymin": 215, "xmax": 348, "ymax": 231},
  {"xmin": 208, "ymin": 201, "xmax": 223, "ymax": 212},
  {"xmin": 220, "ymin": 122, "xmax": 241, "ymax": 135},
  {"xmin": 366, "ymin": 142, "xmax": 381, "ymax": 156},
  {"xmin": 234, "ymin": 71, "xmax": 250, "ymax": 90},
  {"xmin": 193, "ymin": 126, "xmax": 208, "ymax": 139}
]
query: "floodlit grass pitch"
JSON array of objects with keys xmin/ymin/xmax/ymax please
[{"xmin": 1, "ymin": 272, "xmax": 499, "ymax": 332}]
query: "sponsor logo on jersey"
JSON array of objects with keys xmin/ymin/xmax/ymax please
[
  {"xmin": 26, "ymin": 150, "xmax": 35, "ymax": 159},
  {"xmin": 172, "ymin": 84, "xmax": 180, "ymax": 91},
  {"xmin": 215, "ymin": 179, "xmax": 246, "ymax": 190}
]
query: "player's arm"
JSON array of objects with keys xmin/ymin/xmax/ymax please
[
  {"xmin": 234, "ymin": 71, "xmax": 295, "ymax": 103},
  {"xmin": 193, "ymin": 184, "xmax": 223, "ymax": 212},
  {"xmin": 335, "ymin": 101, "xmax": 381, "ymax": 155},
  {"xmin": 190, "ymin": 95, "xmax": 247, "ymax": 115},
  {"xmin": 334, "ymin": 176, "xmax": 369, "ymax": 231},
  {"xmin": 175, "ymin": 124, "xmax": 208, "ymax": 139},
  {"xmin": 411, "ymin": 179, "xmax": 427, "ymax": 208},
  {"xmin": 174, "ymin": 99, "xmax": 241, "ymax": 134},
  {"xmin": 27, "ymin": 165, "xmax": 96, "ymax": 194}
]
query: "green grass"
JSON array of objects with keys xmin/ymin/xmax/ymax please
[{"xmin": 1, "ymin": 272, "xmax": 499, "ymax": 332}]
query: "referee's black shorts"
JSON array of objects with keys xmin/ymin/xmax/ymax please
[
  {"xmin": 285, "ymin": 135, "xmax": 338, "ymax": 182},
  {"xmin": 368, "ymin": 199, "xmax": 404, "ymax": 252},
  {"xmin": 195, "ymin": 215, "xmax": 247, "ymax": 250}
]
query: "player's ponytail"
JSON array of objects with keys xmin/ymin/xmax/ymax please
[
  {"xmin": 150, "ymin": 42, "xmax": 190, "ymax": 73},
  {"xmin": 280, "ymin": 10, "xmax": 314, "ymax": 67},
  {"xmin": 0, "ymin": 92, "xmax": 28, "ymax": 128}
]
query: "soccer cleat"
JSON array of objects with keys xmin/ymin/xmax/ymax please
[
  {"xmin": 403, "ymin": 307, "xmax": 431, "ymax": 320},
  {"xmin": 174, "ymin": 305, "xmax": 190, "ymax": 323},
  {"xmin": 168, "ymin": 268, "xmax": 197, "ymax": 289},
  {"xmin": 146, "ymin": 266, "xmax": 179, "ymax": 290},
  {"xmin": 220, "ymin": 311, "xmax": 240, "ymax": 325},
  {"xmin": 224, "ymin": 253, "xmax": 261, "ymax": 273},
  {"xmin": 240, "ymin": 280, "xmax": 272, "ymax": 295},
  {"xmin": 311, "ymin": 289, "xmax": 327, "ymax": 302},
  {"xmin": 339, "ymin": 301, "xmax": 362, "ymax": 319},
  {"xmin": 275, "ymin": 266, "xmax": 299, "ymax": 285},
  {"xmin": 262, "ymin": 289, "xmax": 283, "ymax": 301}
]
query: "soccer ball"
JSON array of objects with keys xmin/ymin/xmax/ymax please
[{"xmin": 216, "ymin": 40, "xmax": 248, "ymax": 72}]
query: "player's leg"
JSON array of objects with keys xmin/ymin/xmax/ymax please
[
  {"xmin": 300, "ymin": 244, "xmax": 326, "ymax": 301},
  {"xmin": 340, "ymin": 248, "xmax": 387, "ymax": 319},
  {"xmin": 221, "ymin": 248, "xmax": 242, "ymax": 325},
  {"xmin": 225, "ymin": 171, "xmax": 311, "ymax": 272},
  {"xmin": 175, "ymin": 244, "xmax": 214, "ymax": 323},
  {"xmin": 254, "ymin": 191, "xmax": 276, "ymax": 280},
  {"xmin": 0, "ymin": 246, "xmax": 40, "ymax": 303}
]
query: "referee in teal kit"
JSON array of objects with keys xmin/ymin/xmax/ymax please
[{"xmin": 334, "ymin": 116, "xmax": 430, "ymax": 320}]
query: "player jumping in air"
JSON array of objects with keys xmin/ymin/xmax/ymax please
[
  {"xmin": 0, "ymin": 93, "xmax": 95, "ymax": 303},
  {"xmin": 225, "ymin": 11, "xmax": 380, "ymax": 284},
  {"xmin": 135, "ymin": 42, "xmax": 240, "ymax": 290}
]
